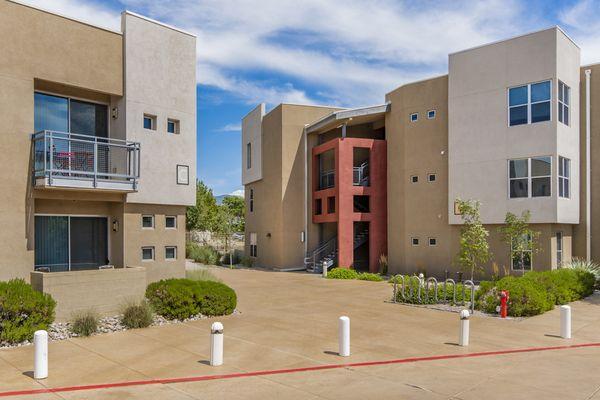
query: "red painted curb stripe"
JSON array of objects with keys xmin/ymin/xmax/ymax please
[{"xmin": 1, "ymin": 342, "xmax": 599, "ymax": 398}]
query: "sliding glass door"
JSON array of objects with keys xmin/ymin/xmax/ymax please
[{"xmin": 35, "ymin": 216, "xmax": 109, "ymax": 272}]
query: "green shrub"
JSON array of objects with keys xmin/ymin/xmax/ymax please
[
  {"xmin": 70, "ymin": 310, "xmax": 99, "ymax": 337},
  {"xmin": 241, "ymin": 256, "xmax": 254, "ymax": 268},
  {"xmin": 121, "ymin": 300, "xmax": 154, "ymax": 329},
  {"xmin": 146, "ymin": 279, "xmax": 236, "ymax": 320},
  {"xmin": 327, "ymin": 268, "xmax": 359, "ymax": 280},
  {"xmin": 187, "ymin": 243, "xmax": 220, "ymax": 265},
  {"xmin": 357, "ymin": 272, "xmax": 384, "ymax": 282},
  {"xmin": 0, "ymin": 279, "xmax": 56, "ymax": 343},
  {"xmin": 523, "ymin": 269, "xmax": 594, "ymax": 305},
  {"xmin": 564, "ymin": 258, "xmax": 600, "ymax": 284},
  {"xmin": 221, "ymin": 251, "xmax": 240, "ymax": 265},
  {"xmin": 476, "ymin": 276, "xmax": 553, "ymax": 317},
  {"xmin": 186, "ymin": 269, "xmax": 221, "ymax": 282}
]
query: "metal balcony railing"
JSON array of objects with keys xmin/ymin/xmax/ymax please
[
  {"xmin": 319, "ymin": 170, "xmax": 335, "ymax": 190},
  {"xmin": 32, "ymin": 130, "xmax": 140, "ymax": 191},
  {"xmin": 353, "ymin": 162, "xmax": 369, "ymax": 186}
]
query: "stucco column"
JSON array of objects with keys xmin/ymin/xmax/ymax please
[
  {"xmin": 368, "ymin": 141, "xmax": 387, "ymax": 272},
  {"xmin": 337, "ymin": 140, "xmax": 354, "ymax": 268}
]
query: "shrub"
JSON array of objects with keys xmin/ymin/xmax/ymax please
[
  {"xmin": 121, "ymin": 300, "xmax": 154, "ymax": 329},
  {"xmin": 146, "ymin": 279, "xmax": 236, "ymax": 320},
  {"xmin": 392, "ymin": 275, "xmax": 472, "ymax": 305},
  {"xmin": 220, "ymin": 251, "xmax": 240, "ymax": 266},
  {"xmin": 187, "ymin": 243, "xmax": 220, "ymax": 265},
  {"xmin": 70, "ymin": 310, "xmax": 99, "ymax": 337},
  {"xmin": 0, "ymin": 279, "xmax": 56, "ymax": 343},
  {"xmin": 564, "ymin": 258, "xmax": 600, "ymax": 284},
  {"xmin": 241, "ymin": 256, "xmax": 254, "ymax": 268},
  {"xmin": 186, "ymin": 269, "xmax": 221, "ymax": 282},
  {"xmin": 327, "ymin": 268, "xmax": 359, "ymax": 280},
  {"xmin": 476, "ymin": 276, "xmax": 553, "ymax": 317},
  {"xmin": 523, "ymin": 269, "xmax": 594, "ymax": 305},
  {"xmin": 357, "ymin": 273, "xmax": 384, "ymax": 282}
]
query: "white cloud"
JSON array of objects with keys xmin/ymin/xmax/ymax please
[
  {"xmin": 216, "ymin": 123, "xmax": 241, "ymax": 133},
  {"xmin": 17, "ymin": 0, "xmax": 120, "ymax": 31},
  {"xmin": 559, "ymin": 0, "xmax": 600, "ymax": 65}
]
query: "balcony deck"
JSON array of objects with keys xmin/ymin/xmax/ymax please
[{"xmin": 32, "ymin": 130, "xmax": 140, "ymax": 192}]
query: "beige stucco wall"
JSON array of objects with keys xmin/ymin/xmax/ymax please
[
  {"xmin": 31, "ymin": 267, "xmax": 146, "ymax": 321},
  {"xmin": 0, "ymin": 0, "xmax": 123, "ymax": 281},
  {"xmin": 242, "ymin": 104, "xmax": 265, "ymax": 185},
  {"xmin": 121, "ymin": 12, "xmax": 197, "ymax": 207},
  {"xmin": 448, "ymin": 27, "xmax": 580, "ymax": 225},
  {"xmin": 123, "ymin": 203, "xmax": 186, "ymax": 283}
]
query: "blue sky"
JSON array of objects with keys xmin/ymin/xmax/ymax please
[{"xmin": 23, "ymin": 0, "xmax": 600, "ymax": 195}]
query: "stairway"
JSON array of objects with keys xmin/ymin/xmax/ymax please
[{"xmin": 305, "ymin": 228, "xmax": 369, "ymax": 273}]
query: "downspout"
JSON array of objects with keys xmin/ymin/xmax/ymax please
[
  {"xmin": 585, "ymin": 69, "xmax": 592, "ymax": 261},
  {"xmin": 303, "ymin": 125, "xmax": 308, "ymax": 259}
]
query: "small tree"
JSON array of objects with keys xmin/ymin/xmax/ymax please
[
  {"xmin": 186, "ymin": 181, "xmax": 218, "ymax": 231},
  {"xmin": 213, "ymin": 206, "xmax": 236, "ymax": 268},
  {"xmin": 498, "ymin": 211, "xmax": 539, "ymax": 275},
  {"xmin": 221, "ymin": 195, "xmax": 245, "ymax": 232},
  {"xmin": 455, "ymin": 199, "xmax": 491, "ymax": 280}
]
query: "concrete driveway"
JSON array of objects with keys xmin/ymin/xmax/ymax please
[{"xmin": 1, "ymin": 266, "xmax": 600, "ymax": 399}]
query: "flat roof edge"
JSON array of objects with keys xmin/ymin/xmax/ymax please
[
  {"xmin": 306, "ymin": 103, "xmax": 389, "ymax": 134},
  {"xmin": 123, "ymin": 11, "xmax": 197, "ymax": 38}
]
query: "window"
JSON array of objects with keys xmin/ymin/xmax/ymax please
[
  {"xmin": 249, "ymin": 189, "xmax": 254, "ymax": 212},
  {"xmin": 508, "ymin": 156, "xmax": 551, "ymax": 198},
  {"xmin": 315, "ymin": 199, "xmax": 322, "ymax": 215},
  {"xmin": 509, "ymin": 80, "xmax": 551, "ymax": 126},
  {"xmin": 249, "ymin": 233, "xmax": 257, "ymax": 257},
  {"xmin": 428, "ymin": 237, "xmax": 437, "ymax": 246},
  {"xmin": 558, "ymin": 81, "xmax": 570, "ymax": 126},
  {"xmin": 142, "ymin": 215, "xmax": 154, "ymax": 229},
  {"xmin": 165, "ymin": 216, "xmax": 177, "ymax": 229},
  {"xmin": 511, "ymin": 234, "xmax": 532, "ymax": 271},
  {"xmin": 427, "ymin": 173, "xmax": 436, "ymax": 182},
  {"xmin": 353, "ymin": 195, "xmax": 370, "ymax": 213},
  {"xmin": 142, "ymin": 247, "xmax": 154, "ymax": 261},
  {"xmin": 167, "ymin": 119, "xmax": 179, "ymax": 134},
  {"xmin": 411, "ymin": 175, "xmax": 419, "ymax": 183},
  {"xmin": 411, "ymin": 237, "xmax": 419, "ymax": 246},
  {"xmin": 143, "ymin": 114, "xmax": 156, "ymax": 130},
  {"xmin": 410, "ymin": 113, "xmax": 418, "ymax": 122},
  {"xmin": 327, "ymin": 196, "xmax": 335, "ymax": 214},
  {"xmin": 165, "ymin": 246, "xmax": 177, "ymax": 260},
  {"xmin": 427, "ymin": 110, "xmax": 436, "ymax": 119},
  {"xmin": 556, "ymin": 232, "xmax": 563, "ymax": 267},
  {"xmin": 559, "ymin": 156, "xmax": 570, "ymax": 198},
  {"xmin": 246, "ymin": 143, "xmax": 252, "ymax": 169}
]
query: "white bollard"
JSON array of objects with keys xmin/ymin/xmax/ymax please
[
  {"xmin": 338, "ymin": 316, "xmax": 350, "ymax": 357},
  {"xmin": 322, "ymin": 263, "xmax": 327, "ymax": 278},
  {"xmin": 458, "ymin": 309, "xmax": 470, "ymax": 347},
  {"xmin": 560, "ymin": 305, "xmax": 572, "ymax": 339},
  {"xmin": 210, "ymin": 322, "xmax": 224, "ymax": 366},
  {"xmin": 33, "ymin": 330, "xmax": 48, "ymax": 380}
]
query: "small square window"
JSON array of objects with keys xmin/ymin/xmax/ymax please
[
  {"xmin": 411, "ymin": 237, "xmax": 419, "ymax": 246},
  {"xmin": 142, "ymin": 247, "xmax": 154, "ymax": 261},
  {"xmin": 315, "ymin": 199, "xmax": 322, "ymax": 215},
  {"xmin": 428, "ymin": 173, "xmax": 436, "ymax": 182},
  {"xmin": 411, "ymin": 175, "xmax": 419, "ymax": 183},
  {"xmin": 143, "ymin": 114, "xmax": 156, "ymax": 130},
  {"xmin": 428, "ymin": 238, "xmax": 437, "ymax": 246},
  {"xmin": 167, "ymin": 119, "xmax": 179, "ymax": 134},
  {"xmin": 165, "ymin": 246, "xmax": 177, "ymax": 260},
  {"xmin": 165, "ymin": 216, "xmax": 177, "ymax": 229},
  {"xmin": 427, "ymin": 110, "xmax": 436, "ymax": 119},
  {"xmin": 142, "ymin": 215, "xmax": 154, "ymax": 229},
  {"xmin": 410, "ymin": 113, "xmax": 418, "ymax": 122},
  {"xmin": 327, "ymin": 196, "xmax": 335, "ymax": 214}
]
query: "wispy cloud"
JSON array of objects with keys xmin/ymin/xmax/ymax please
[
  {"xmin": 216, "ymin": 123, "xmax": 241, "ymax": 133},
  {"xmin": 559, "ymin": 0, "xmax": 600, "ymax": 65}
]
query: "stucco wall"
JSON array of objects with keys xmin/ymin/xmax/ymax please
[
  {"xmin": 242, "ymin": 104, "xmax": 265, "ymax": 185},
  {"xmin": 121, "ymin": 12, "xmax": 197, "ymax": 206}
]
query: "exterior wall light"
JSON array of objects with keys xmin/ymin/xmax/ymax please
[
  {"xmin": 112, "ymin": 219, "xmax": 119, "ymax": 232},
  {"xmin": 266, "ymin": 233, "xmax": 271, "ymax": 238}
]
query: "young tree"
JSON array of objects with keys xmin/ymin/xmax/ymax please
[
  {"xmin": 213, "ymin": 205, "xmax": 237, "ymax": 267},
  {"xmin": 221, "ymin": 195, "xmax": 245, "ymax": 232},
  {"xmin": 186, "ymin": 181, "xmax": 218, "ymax": 231},
  {"xmin": 498, "ymin": 211, "xmax": 540, "ymax": 275},
  {"xmin": 455, "ymin": 199, "xmax": 491, "ymax": 280}
]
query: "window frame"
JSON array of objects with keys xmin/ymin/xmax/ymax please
[
  {"xmin": 428, "ymin": 237, "xmax": 437, "ymax": 246},
  {"xmin": 508, "ymin": 80, "xmax": 552, "ymax": 127},
  {"xmin": 411, "ymin": 175, "xmax": 419, "ymax": 183},
  {"xmin": 558, "ymin": 156, "xmax": 570, "ymax": 199},
  {"xmin": 141, "ymin": 246, "xmax": 155, "ymax": 262},
  {"xmin": 165, "ymin": 246, "xmax": 177, "ymax": 261},
  {"xmin": 556, "ymin": 231, "xmax": 563, "ymax": 267},
  {"xmin": 141, "ymin": 215, "xmax": 155, "ymax": 229},
  {"xmin": 165, "ymin": 215, "xmax": 177, "ymax": 229},
  {"xmin": 508, "ymin": 156, "xmax": 552, "ymax": 199},
  {"xmin": 410, "ymin": 113, "xmax": 418, "ymax": 122},
  {"xmin": 427, "ymin": 110, "xmax": 436, "ymax": 119},
  {"xmin": 558, "ymin": 81, "xmax": 570, "ymax": 126},
  {"xmin": 143, "ymin": 114, "xmax": 157, "ymax": 131},
  {"xmin": 510, "ymin": 234, "xmax": 533, "ymax": 271},
  {"xmin": 427, "ymin": 173, "xmax": 436, "ymax": 183},
  {"xmin": 167, "ymin": 118, "xmax": 180, "ymax": 134},
  {"xmin": 249, "ymin": 188, "xmax": 254, "ymax": 213},
  {"xmin": 411, "ymin": 237, "xmax": 419, "ymax": 246},
  {"xmin": 249, "ymin": 232, "xmax": 257, "ymax": 257}
]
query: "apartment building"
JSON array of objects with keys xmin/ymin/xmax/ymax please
[
  {"xmin": 242, "ymin": 27, "xmax": 598, "ymax": 278},
  {"xmin": 0, "ymin": 0, "xmax": 196, "ymax": 318}
]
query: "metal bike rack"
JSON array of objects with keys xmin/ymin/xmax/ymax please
[
  {"xmin": 425, "ymin": 277, "xmax": 438, "ymax": 303},
  {"xmin": 463, "ymin": 280, "xmax": 475, "ymax": 313},
  {"xmin": 443, "ymin": 278, "xmax": 456, "ymax": 304},
  {"xmin": 410, "ymin": 275, "xmax": 421, "ymax": 303}
]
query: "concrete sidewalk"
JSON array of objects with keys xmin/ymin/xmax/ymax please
[{"xmin": 1, "ymin": 267, "xmax": 600, "ymax": 399}]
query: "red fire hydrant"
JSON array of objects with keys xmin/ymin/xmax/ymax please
[{"xmin": 500, "ymin": 290, "xmax": 509, "ymax": 318}]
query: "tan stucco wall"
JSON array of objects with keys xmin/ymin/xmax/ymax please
[
  {"xmin": 121, "ymin": 13, "xmax": 197, "ymax": 207},
  {"xmin": 0, "ymin": 0, "xmax": 123, "ymax": 281},
  {"xmin": 31, "ymin": 267, "xmax": 146, "ymax": 321},
  {"xmin": 123, "ymin": 203, "xmax": 186, "ymax": 283},
  {"xmin": 242, "ymin": 104, "xmax": 265, "ymax": 185}
]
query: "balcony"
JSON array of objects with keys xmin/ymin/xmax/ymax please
[
  {"xmin": 353, "ymin": 162, "xmax": 369, "ymax": 186},
  {"xmin": 32, "ymin": 130, "xmax": 140, "ymax": 192},
  {"xmin": 319, "ymin": 170, "xmax": 335, "ymax": 190}
]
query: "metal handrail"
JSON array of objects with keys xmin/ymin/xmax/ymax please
[
  {"xmin": 308, "ymin": 237, "xmax": 337, "ymax": 270},
  {"xmin": 353, "ymin": 161, "xmax": 369, "ymax": 186}
]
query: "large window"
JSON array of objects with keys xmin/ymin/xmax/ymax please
[
  {"xmin": 511, "ymin": 234, "xmax": 532, "ymax": 271},
  {"xmin": 509, "ymin": 157, "xmax": 551, "ymax": 198},
  {"xmin": 556, "ymin": 232, "xmax": 563, "ymax": 267},
  {"xmin": 35, "ymin": 92, "xmax": 108, "ymax": 137},
  {"xmin": 558, "ymin": 81, "xmax": 570, "ymax": 126},
  {"xmin": 249, "ymin": 233, "xmax": 257, "ymax": 257},
  {"xmin": 559, "ymin": 156, "xmax": 570, "ymax": 198},
  {"xmin": 509, "ymin": 80, "xmax": 551, "ymax": 126}
]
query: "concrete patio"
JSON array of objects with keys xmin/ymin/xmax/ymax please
[{"xmin": 1, "ymin": 266, "xmax": 600, "ymax": 399}]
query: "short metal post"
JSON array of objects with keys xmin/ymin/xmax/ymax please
[
  {"xmin": 459, "ymin": 310, "xmax": 470, "ymax": 347},
  {"xmin": 34, "ymin": 330, "xmax": 48, "ymax": 379},
  {"xmin": 560, "ymin": 305, "xmax": 572, "ymax": 339},
  {"xmin": 322, "ymin": 262, "xmax": 327, "ymax": 278},
  {"xmin": 339, "ymin": 316, "xmax": 350, "ymax": 357},
  {"xmin": 210, "ymin": 322, "xmax": 224, "ymax": 366}
]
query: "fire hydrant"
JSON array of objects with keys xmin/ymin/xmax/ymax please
[{"xmin": 500, "ymin": 290, "xmax": 509, "ymax": 318}]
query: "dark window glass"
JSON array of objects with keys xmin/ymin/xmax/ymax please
[
  {"xmin": 531, "ymin": 157, "xmax": 551, "ymax": 176},
  {"xmin": 34, "ymin": 93, "xmax": 69, "ymax": 132},
  {"xmin": 35, "ymin": 216, "xmax": 69, "ymax": 272},
  {"xmin": 165, "ymin": 247, "xmax": 176, "ymax": 259},
  {"xmin": 166, "ymin": 216, "xmax": 176, "ymax": 228},
  {"xmin": 532, "ymin": 177, "xmax": 551, "ymax": 197},
  {"xmin": 509, "ymin": 86, "xmax": 528, "ymax": 106},
  {"xmin": 531, "ymin": 101, "xmax": 550, "ymax": 123},
  {"xmin": 510, "ymin": 179, "xmax": 528, "ymax": 198},
  {"xmin": 70, "ymin": 100, "xmax": 108, "ymax": 138},
  {"xmin": 144, "ymin": 116, "xmax": 153, "ymax": 130},
  {"xmin": 167, "ymin": 120, "xmax": 176, "ymax": 134},
  {"xmin": 142, "ymin": 216, "xmax": 154, "ymax": 228},
  {"xmin": 142, "ymin": 248, "xmax": 154, "ymax": 260},
  {"xmin": 327, "ymin": 196, "xmax": 335, "ymax": 214},
  {"xmin": 70, "ymin": 217, "xmax": 108, "ymax": 271},
  {"xmin": 531, "ymin": 81, "xmax": 550, "ymax": 102},
  {"xmin": 412, "ymin": 238, "xmax": 419, "ymax": 246},
  {"xmin": 509, "ymin": 159, "xmax": 528, "ymax": 179},
  {"xmin": 509, "ymin": 105, "xmax": 528, "ymax": 126},
  {"xmin": 315, "ymin": 199, "xmax": 322, "ymax": 215}
]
